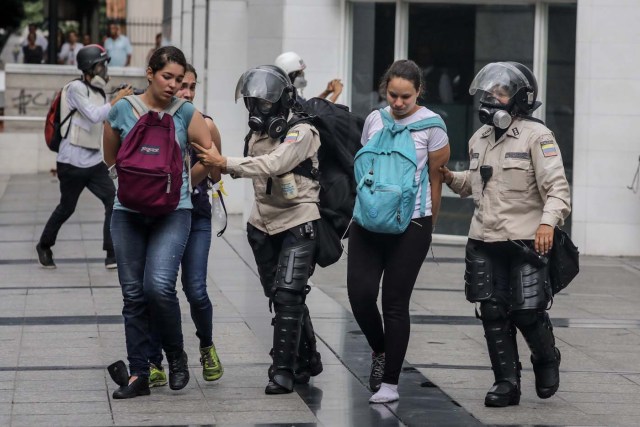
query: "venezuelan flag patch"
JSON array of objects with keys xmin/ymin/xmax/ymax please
[
  {"xmin": 283, "ymin": 131, "xmax": 300, "ymax": 144},
  {"xmin": 540, "ymin": 141, "xmax": 557, "ymax": 157}
]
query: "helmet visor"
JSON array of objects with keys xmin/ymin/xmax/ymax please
[
  {"xmin": 469, "ymin": 62, "xmax": 531, "ymax": 102},
  {"xmin": 235, "ymin": 68, "xmax": 289, "ymax": 103}
]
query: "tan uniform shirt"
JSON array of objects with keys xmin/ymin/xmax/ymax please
[
  {"xmin": 225, "ymin": 122, "xmax": 321, "ymax": 235},
  {"xmin": 448, "ymin": 117, "xmax": 571, "ymax": 242}
]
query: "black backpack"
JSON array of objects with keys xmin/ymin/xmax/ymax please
[{"xmin": 290, "ymin": 98, "xmax": 364, "ymax": 267}]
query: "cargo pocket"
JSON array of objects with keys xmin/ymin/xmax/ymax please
[{"xmin": 501, "ymin": 158, "xmax": 532, "ymax": 199}]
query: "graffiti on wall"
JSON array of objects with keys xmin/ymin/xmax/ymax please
[{"xmin": 11, "ymin": 89, "xmax": 56, "ymax": 115}]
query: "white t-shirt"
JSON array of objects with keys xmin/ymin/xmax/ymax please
[
  {"xmin": 58, "ymin": 42, "xmax": 84, "ymax": 66},
  {"xmin": 361, "ymin": 106, "xmax": 449, "ymax": 218}
]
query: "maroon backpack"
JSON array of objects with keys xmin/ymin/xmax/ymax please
[{"xmin": 115, "ymin": 95, "xmax": 188, "ymax": 216}]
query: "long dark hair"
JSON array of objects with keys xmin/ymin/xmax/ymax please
[
  {"xmin": 379, "ymin": 59, "xmax": 423, "ymax": 95},
  {"xmin": 147, "ymin": 46, "xmax": 187, "ymax": 80}
]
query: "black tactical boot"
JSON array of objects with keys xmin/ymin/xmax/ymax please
[
  {"xmin": 482, "ymin": 303, "xmax": 521, "ymax": 407},
  {"xmin": 514, "ymin": 310, "xmax": 560, "ymax": 399},
  {"xmin": 532, "ymin": 347, "xmax": 561, "ymax": 399},
  {"xmin": 266, "ymin": 306, "xmax": 304, "ymax": 394}
]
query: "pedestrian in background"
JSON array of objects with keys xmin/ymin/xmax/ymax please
[
  {"xmin": 441, "ymin": 61, "xmax": 570, "ymax": 407},
  {"xmin": 58, "ymin": 30, "xmax": 84, "ymax": 66},
  {"xmin": 275, "ymin": 51, "xmax": 344, "ymax": 103},
  {"xmin": 36, "ymin": 45, "xmax": 132, "ymax": 269},
  {"xmin": 104, "ymin": 23, "xmax": 132, "ymax": 67}
]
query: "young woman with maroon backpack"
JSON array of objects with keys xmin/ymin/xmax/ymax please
[
  {"xmin": 145, "ymin": 63, "xmax": 225, "ymax": 389},
  {"xmin": 102, "ymin": 46, "xmax": 213, "ymax": 399}
]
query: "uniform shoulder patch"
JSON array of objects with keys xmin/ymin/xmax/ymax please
[
  {"xmin": 283, "ymin": 130, "xmax": 301, "ymax": 144},
  {"xmin": 540, "ymin": 141, "xmax": 558, "ymax": 157}
]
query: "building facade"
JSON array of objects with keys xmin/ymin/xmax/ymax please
[{"xmin": 25, "ymin": 0, "xmax": 629, "ymax": 256}]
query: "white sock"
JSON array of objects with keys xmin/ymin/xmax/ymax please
[{"xmin": 369, "ymin": 382, "xmax": 399, "ymax": 403}]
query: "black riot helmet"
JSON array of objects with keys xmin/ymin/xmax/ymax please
[
  {"xmin": 235, "ymin": 65, "xmax": 296, "ymax": 139},
  {"xmin": 505, "ymin": 62, "xmax": 541, "ymax": 115},
  {"xmin": 76, "ymin": 44, "xmax": 110, "ymax": 73},
  {"xmin": 469, "ymin": 61, "xmax": 541, "ymax": 129}
]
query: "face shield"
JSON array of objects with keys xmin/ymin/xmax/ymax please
[
  {"xmin": 234, "ymin": 68, "xmax": 289, "ymax": 104},
  {"xmin": 469, "ymin": 62, "xmax": 531, "ymax": 106},
  {"xmin": 235, "ymin": 67, "xmax": 291, "ymax": 138},
  {"xmin": 469, "ymin": 62, "xmax": 533, "ymax": 129}
]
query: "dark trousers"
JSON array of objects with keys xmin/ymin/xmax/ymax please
[
  {"xmin": 347, "ymin": 216, "xmax": 433, "ymax": 385},
  {"xmin": 39, "ymin": 162, "xmax": 115, "ymax": 253}
]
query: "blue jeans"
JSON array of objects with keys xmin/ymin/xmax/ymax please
[
  {"xmin": 111, "ymin": 209, "xmax": 191, "ymax": 377},
  {"xmin": 148, "ymin": 213, "xmax": 213, "ymax": 365}
]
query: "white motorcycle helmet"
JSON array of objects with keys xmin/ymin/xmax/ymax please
[{"xmin": 274, "ymin": 51, "xmax": 306, "ymax": 75}]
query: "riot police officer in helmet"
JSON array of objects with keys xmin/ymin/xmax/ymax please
[
  {"xmin": 193, "ymin": 65, "xmax": 324, "ymax": 394},
  {"xmin": 441, "ymin": 62, "xmax": 571, "ymax": 407}
]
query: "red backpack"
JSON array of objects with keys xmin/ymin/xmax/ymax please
[
  {"xmin": 115, "ymin": 95, "xmax": 188, "ymax": 216},
  {"xmin": 44, "ymin": 79, "xmax": 87, "ymax": 152}
]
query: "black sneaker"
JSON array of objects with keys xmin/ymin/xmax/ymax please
[{"xmin": 36, "ymin": 243, "xmax": 56, "ymax": 269}]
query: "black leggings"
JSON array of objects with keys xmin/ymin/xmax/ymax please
[{"xmin": 347, "ymin": 216, "xmax": 432, "ymax": 384}]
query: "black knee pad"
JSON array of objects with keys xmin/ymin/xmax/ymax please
[
  {"xmin": 511, "ymin": 309, "xmax": 541, "ymax": 329},
  {"xmin": 465, "ymin": 240, "xmax": 494, "ymax": 302},
  {"xmin": 480, "ymin": 301, "xmax": 507, "ymax": 322}
]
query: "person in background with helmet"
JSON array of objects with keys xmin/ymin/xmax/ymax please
[
  {"xmin": 275, "ymin": 51, "xmax": 343, "ymax": 104},
  {"xmin": 191, "ymin": 65, "xmax": 324, "ymax": 395},
  {"xmin": 36, "ymin": 45, "xmax": 132, "ymax": 269},
  {"xmin": 440, "ymin": 62, "xmax": 571, "ymax": 407}
]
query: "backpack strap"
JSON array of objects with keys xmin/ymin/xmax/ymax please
[
  {"xmin": 124, "ymin": 95, "xmax": 149, "ymax": 117},
  {"xmin": 165, "ymin": 98, "xmax": 187, "ymax": 116}
]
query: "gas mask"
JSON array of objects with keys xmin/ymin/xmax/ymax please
[
  {"xmin": 89, "ymin": 62, "xmax": 109, "ymax": 89},
  {"xmin": 293, "ymin": 74, "xmax": 307, "ymax": 92},
  {"xmin": 246, "ymin": 98, "xmax": 288, "ymax": 139},
  {"xmin": 478, "ymin": 103, "xmax": 512, "ymax": 129}
]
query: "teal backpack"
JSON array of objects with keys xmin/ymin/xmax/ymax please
[{"xmin": 353, "ymin": 108, "xmax": 446, "ymax": 234}]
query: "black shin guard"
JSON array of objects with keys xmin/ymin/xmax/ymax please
[
  {"xmin": 270, "ymin": 305, "xmax": 304, "ymax": 391},
  {"xmin": 512, "ymin": 310, "xmax": 560, "ymax": 399},
  {"xmin": 294, "ymin": 305, "xmax": 323, "ymax": 383},
  {"xmin": 481, "ymin": 302, "xmax": 521, "ymax": 407}
]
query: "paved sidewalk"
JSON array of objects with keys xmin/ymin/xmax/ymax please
[{"xmin": 1, "ymin": 172, "xmax": 640, "ymax": 426}]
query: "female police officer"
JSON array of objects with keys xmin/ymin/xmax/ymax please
[
  {"xmin": 192, "ymin": 65, "xmax": 323, "ymax": 395},
  {"xmin": 441, "ymin": 62, "xmax": 571, "ymax": 407}
]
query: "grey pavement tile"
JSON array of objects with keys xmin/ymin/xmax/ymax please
[
  {"xmin": 0, "ymin": 372, "xmax": 15, "ymax": 381},
  {"xmin": 12, "ymin": 401, "xmax": 111, "ymax": 415},
  {"xmin": 557, "ymin": 391, "xmax": 640, "ymax": 404},
  {"xmin": 15, "ymin": 378, "xmax": 105, "ymax": 391},
  {"xmin": 11, "ymin": 414, "xmax": 114, "ymax": 427},
  {"xmin": 213, "ymin": 410, "xmax": 317, "ymax": 425},
  {"xmin": 113, "ymin": 413, "xmax": 216, "ymax": 426},
  {"xmin": 594, "ymin": 414, "xmax": 640, "ymax": 427},
  {"xmin": 561, "ymin": 371, "xmax": 638, "ymax": 385},
  {"xmin": 12, "ymin": 389, "xmax": 106, "ymax": 403},
  {"xmin": 572, "ymin": 401, "xmax": 640, "ymax": 415},
  {"xmin": 110, "ymin": 399, "xmax": 213, "ymax": 414},
  {"xmin": 16, "ymin": 369, "xmax": 101, "ymax": 381}
]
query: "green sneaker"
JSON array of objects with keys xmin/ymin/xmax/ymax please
[
  {"xmin": 149, "ymin": 363, "xmax": 167, "ymax": 388},
  {"xmin": 200, "ymin": 344, "xmax": 223, "ymax": 381}
]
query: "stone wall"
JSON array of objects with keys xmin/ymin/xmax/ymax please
[{"xmin": 3, "ymin": 64, "xmax": 147, "ymax": 132}]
